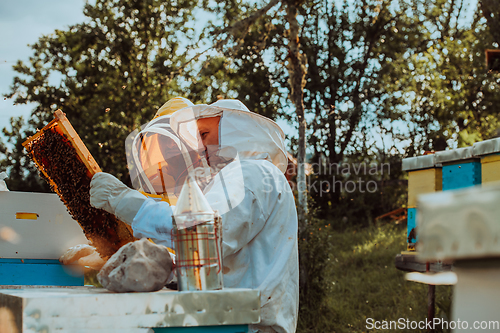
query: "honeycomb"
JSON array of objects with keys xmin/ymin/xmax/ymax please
[{"xmin": 23, "ymin": 110, "xmax": 136, "ymax": 259}]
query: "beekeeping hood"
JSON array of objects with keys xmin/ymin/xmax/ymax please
[
  {"xmin": 125, "ymin": 114, "xmax": 208, "ymax": 204},
  {"xmin": 169, "ymin": 99, "xmax": 288, "ymax": 173}
]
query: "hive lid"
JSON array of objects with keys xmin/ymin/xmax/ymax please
[
  {"xmin": 0, "ymin": 287, "xmax": 261, "ymax": 330},
  {"xmin": 435, "ymin": 147, "xmax": 475, "ymax": 164},
  {"xmin": 473, "ymin": 137, "xmax": 500, "ymax": 156},
  {"xmin": 402, "ymin": 154, "xmax": 437, "ymax": 171}
]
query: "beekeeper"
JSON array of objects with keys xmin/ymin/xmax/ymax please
[{"xmin": 89, "ymin": 99, "xmax": 299, "ymax": 333}]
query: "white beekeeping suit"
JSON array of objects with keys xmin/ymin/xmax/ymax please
[{"xmin": 150, "ymin": 99, "xmax": 298, "ymax": 333}]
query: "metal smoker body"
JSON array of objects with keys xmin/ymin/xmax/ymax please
[{"xmin": 173, "ymin": 177, "xmax": 223, "ymax": 291}]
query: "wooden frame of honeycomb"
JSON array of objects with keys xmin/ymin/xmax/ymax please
[{"xmin": 23, "ymin": 110, "xmax": 136, "ymax": 259}]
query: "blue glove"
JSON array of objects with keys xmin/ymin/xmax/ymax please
[{"xmin": 131, "ymin": 199, "xmax": 175, "ymax": 248}]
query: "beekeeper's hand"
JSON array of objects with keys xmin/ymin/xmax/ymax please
[
  {"xmin": 59, "ymin": 244, "xmax": 105, "ymax": 270},
  {"xmin": 90, "ymin": 172, "xmax": 147, "ymax": 225}
]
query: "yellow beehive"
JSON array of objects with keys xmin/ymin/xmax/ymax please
[
  {"xmin": 408, "ymin": 168, "xmax": 442, "ymax": 207},
  {"xmin": 473, "ymin": 138, "xmax": 500, "ymax": 185},
  {"xmin": 403, "ymin": 154, "xmax": 441, "ymax": 253},
  {"xmin": 481, "ymin": 154, "xmax": 500, "ymax": 184}
]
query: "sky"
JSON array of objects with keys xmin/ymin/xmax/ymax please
[{"xmin": 0, "ymin": 0, "xmax": 89, "ymax": 134}]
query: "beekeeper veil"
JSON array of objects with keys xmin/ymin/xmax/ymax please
[
  {"xmin": 169, "ymin": 99, "xmax": 288, "ymax": 213},
  {"xmin": 170, "ymin": 99, "xmax": 288, "ymax": 172},
  {"xmin": 125, "ymin": 100, "xmax": 208, "ymax": 205}
]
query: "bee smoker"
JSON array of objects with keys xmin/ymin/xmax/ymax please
[{"xmin": 172, "ymin": 177, "xmax": 223, "ymax": 291}]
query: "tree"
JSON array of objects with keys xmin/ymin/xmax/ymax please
[
  {"xmin": 0, "ymin": 117, "xmax": 50, "ymax": 191},
  {"xmin": 199, "ymin": 0, "xmax": 450, "ymax": 221},
  {"xmin": 296, "ymin": 0, "xmax": 500, "ymax": 220},
  {"xmin": 398, "ymin": 0, "xmax": 500, "ymax": 152},
  {"xmin": 1, "ymin": 0, "xmax": 281, "ymax": 190},
  {"xmin": 3, "ymin": 0, "xmax": 200, "ymax": 189},
  {"xmin": 480, "ymin": 0, "xmax": 500, "ymax": 43}
]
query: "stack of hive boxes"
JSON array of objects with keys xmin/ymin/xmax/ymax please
[
  {"xmin": 402, "ymin": 137, "xmax": 500, "ymax": 251},
  {"xmin": 416, "ymin": 147, "xmax": 500, "ymax": 328},
  {"xmin": 402, "ymin": 154, "xmax": 442, "ymax": 251},
  {"xmin": 474, "ymin": 138, "xmax": 500, "ymax": 184}
]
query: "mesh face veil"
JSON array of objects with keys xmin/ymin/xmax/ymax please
[
  {"xmin": 126, "ymin": 97, "xmax": 213, "ymax": 204},
  {"xmin": 127, "ymin": 99, "xmax": 287, "ymax": 209},
  {"xmin": 126, "ymin": 115, "xmax": 209, "ymax": 204},
  {"xmin": 170, "ymin": 99, "xmax": 288, "ymax": 173},
  {"xmin": 167, "ymin": 100, "xmax": 288, "ymax": 215}
]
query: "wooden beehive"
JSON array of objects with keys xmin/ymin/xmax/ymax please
[
  {"xmin": 480, "ymin": 154, "xmax": 500, "ymax": 183},
  {"xmin": 473, "ymin": 138, "xmax": 500, "ymax": 184},
  {"xmin": 402, "ymin": 154, "xmax": 442, "ymax": 251},
  {"xmin": 22, "ymin": 110, "xmax": 136, "ymax": 259},
  {"xmin": 407, "ymin": 168, "xmax": 442, "ymax": 207}
]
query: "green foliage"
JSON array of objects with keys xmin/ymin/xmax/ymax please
[
  {"xmin": 301, "ymin": 0, "xmax": 435, "ymax": 158},
  {"xmin": 0, "ymin": 117, "xmax": 50, "ymax": 191},
  {"xmin": 1, "ymin": 0, "xmax": 281, "ymax": 190},
  {"xmin": 201, "ymin": 0, "xmax": 286, "ymax": 119},
  {"xmin": 396, "ymin": 0, "xmax": 500, "ymax": 151},
  {"xmin": 203, "ymin": 0, "xmax": 500, "ymax": 222},
  {"xmin": 4, "ymin": 0, "xmax": 498, "ymax": 220},
  {"xmin": 298, "ymin": 221, "xmax": 452, "ymax": 333},
  {"xmin": 480, "ymin": 0, "xmax": 500, "ymax": 44},
  {"xmin": 295, "ymin": 0, "xmax": 499, "ymax": 220},
  {"xmin": 308, "ymin": 148, "xmax": 407, "ymax": 225},
  {"xmin": 298, "ymin": 214, "xmax": 334, "ymax": 331},
  {"xmin": 3, "ymin": 0, "xmax": 202, "ymax": 189}
]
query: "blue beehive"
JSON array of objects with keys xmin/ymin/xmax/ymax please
[
  {"xmin": 407, "ymin": 207, "xmax": 417, "ymax": 244},
  {"xmin": 0, "ymin": 259, "xmax": 83, "ymax": 286},
  {"xmin": 436, "ymin": 147, "xmax": 481, "ymax": 191},
  {"xmin": 441, "ymin": 162, "xmax": 481, "ymax": 190}
]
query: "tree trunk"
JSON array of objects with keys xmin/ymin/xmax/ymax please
[{"xmin": 286, "ymin": 3, "xmax": 308, "ymax": 233}]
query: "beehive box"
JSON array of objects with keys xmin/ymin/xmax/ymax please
[
  {"xmin": 417, "ymin": 183, "xmax": 500, "ymax": 330},
  {"xmin": 480, "ymin": 154, "xmax": 500, "ymax": 184},
  {"xmin": 417, "ymin": 182, "xmax": 500, "ymax": 261},
  {"xmin": 0, "ymin": 191, "xmax": 87, "ymax": 286},
  {"xmin": 22, "ymin": 110, "xmax": 136, "ymax": 259},
  {"xmin": 402, "ymin": 154, "xmax": 442, "ymax": 250},
  {"xmin": 473, "ymin": 138, "xmax": 500, "ymax": 184},
  {"xmin": 436, "ymin": 147, "xmax": 481, "ymax": 191},
  {"xmin": 0, "ymin": 287, "xmax": 260, "ymax": 332},
  {"xmin": 407, "ymin": 168, "xmax": 442, "ymax": 207}
]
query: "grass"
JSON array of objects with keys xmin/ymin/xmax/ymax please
[{"xmin": 298, "ymin": 221, "xmax": 452, "ymax": 333}]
